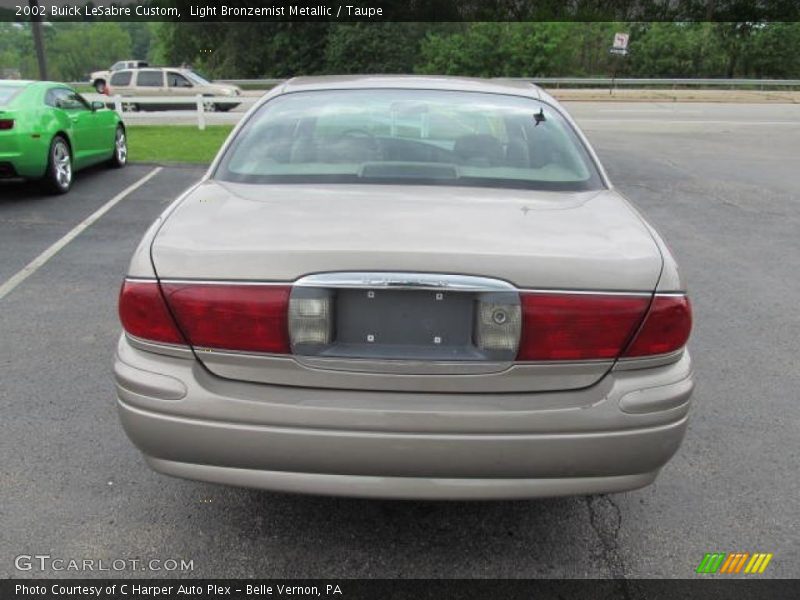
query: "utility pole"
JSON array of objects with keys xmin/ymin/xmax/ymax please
[{"xmin": 29, "ymin": 0, "xmax": 48, "ymax": 80}]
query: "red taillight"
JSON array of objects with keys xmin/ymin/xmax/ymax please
[
  {"xmin": 623, "ymin": 295, "xmax": 692, "ymax": 357},
  {"xmin": 0, "ymin": 119, "xmax": 14, "ymax": 131},
  {"xmin": 119, "ymin": 280, "xmax": 185, "ymax": 345},
  {"xmin": 518, "ymin": 293, "xmax": 650, "ymax": 361},
  {"xmin": 161, "ymin": 283, "xmax": 291, "ymax": 354}
]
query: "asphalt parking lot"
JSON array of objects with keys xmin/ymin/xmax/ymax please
[{"xmin": 1, "ymin": 103, "xmax": 798, "ymax": 580}]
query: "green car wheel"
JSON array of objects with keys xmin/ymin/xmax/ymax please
[
  {"xmin": 109, "ymin": 126, "xmax": 127, "ymax": 169},
  {"xmin": 45, "ymin": 135, "xmax": 73, "ymax": 194}
]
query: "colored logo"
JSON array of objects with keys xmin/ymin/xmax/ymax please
[{"xmin": 696, "ymin": 552, "xmax": 773, "ymax": 574}]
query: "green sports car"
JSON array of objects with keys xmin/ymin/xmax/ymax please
[{"xmin": 0, "ymin": 80, "xmax": 127, "ymax": 194}]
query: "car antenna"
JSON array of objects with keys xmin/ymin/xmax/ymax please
[{"xmin": 534, "ymin": 108, "xmax": 546, "ymax": 126}]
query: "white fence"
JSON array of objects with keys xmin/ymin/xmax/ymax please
[{"xmin": 84, "ymin": 93, "xmax": 260, "ymax": 130}]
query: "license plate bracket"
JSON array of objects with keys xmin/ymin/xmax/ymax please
[{"xmin": 336, "ymin": 288, "xmax": 474, "ymax": 354}]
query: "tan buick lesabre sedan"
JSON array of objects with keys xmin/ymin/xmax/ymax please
[{"xmin": 115, "ymin": 76, "xmax": 693, "ymax": 500}]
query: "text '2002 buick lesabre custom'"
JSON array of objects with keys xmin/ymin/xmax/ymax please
[{"xmin": 115, "ymin": 75, "xmax": 693, "ymax": 500}]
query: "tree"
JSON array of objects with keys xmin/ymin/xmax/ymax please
[
  {"xmin": 416, "ymin": 23, "xmax": 576, "ymax": 77},
  {"xmin": 0, "ymin": 23, "xmax": 26, "ymax": 77},
  {"xmin": 157, "ymin": 22, "xmax": 329, "ymax": 78},
  {"xmin": 740, "ymin": 23, "xmax": 800, "ymax": 78},
  {"xmin": 324, "ymin": 23, "xmax": 434, "ymax": 74},
  {"xmin": 47, "ymin": 23, "xmax": 132, "ymax": 81},
  {"xmin": 624, "ymin": 23, "xmax": 727, "ymax": 77}
]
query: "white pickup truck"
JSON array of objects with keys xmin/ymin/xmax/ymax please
[{"xmin": 89, "ymin": 60, "xmax": 148, "ymax": 93}]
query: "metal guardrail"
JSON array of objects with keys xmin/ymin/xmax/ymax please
[
  {"xmin": 73, "ymin": 77, "xmax": 800, "ymax": 90},
  {"xmin": 211, "ymin": 77, "xmax": 800, "ymax": 88},
  {"xmin": 214, "ymin": 78, "xmax": 285, "ymax": 87},
  {"xmin": 526, "ymin": 77, "xmax": 800, "ymax": 88}
]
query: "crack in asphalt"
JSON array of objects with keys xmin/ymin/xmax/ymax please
[{"xmin": 586, "ymin": 495, "xmax": 632, "ymax": 599}]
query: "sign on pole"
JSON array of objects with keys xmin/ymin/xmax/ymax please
[{"xmin": 608, "ymin": 33, "xmax": 629, "ymax": 95}]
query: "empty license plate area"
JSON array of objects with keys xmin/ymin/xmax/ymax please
[
  {"xmin": 335, "ymin": 288, "xmax": 474, "ymax": 359},
  {"xmin": 290, "ymin": 284, "xmax": 521, "ymax": 362}
]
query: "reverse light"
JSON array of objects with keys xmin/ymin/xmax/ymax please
[
  {"xmin": 289, "ymin": 291, "xmax": 334, "ymax": 347},
  {"xmin": 474, "ymin": 299, "xmax": 521, "ymax": 353}
]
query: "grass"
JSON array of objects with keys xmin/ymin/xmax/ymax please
[{"xmin": 127, "ymin": 125, "xmax": 234, "ymax": 164}]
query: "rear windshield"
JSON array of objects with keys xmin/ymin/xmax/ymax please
[
  {"xmin": 215, "ymin": 89, "xmax": 604, "ymax": 191},
  {"xmin": 0, "ymin": 85, "xmax": 24, "ymax": 105}
]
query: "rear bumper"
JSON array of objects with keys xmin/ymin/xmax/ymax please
[
  {"xmin": 0, "ymin": 161, "xmax": 18, "ymax": 178},
  {"xmin": 145, "ymin": 458, "xmax": 659, "ymax": 500},
  {"xmin": 115, "ymin": 336, "xmax": 694, "ymax": 499},
  {"xmin": 0, "ymin": 148, "xmax": 47, "ymax": 179}
]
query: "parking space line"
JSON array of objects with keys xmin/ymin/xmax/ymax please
[{"xmin": 0, "ymin": 167, "xmax": 163, "ymax": 301}]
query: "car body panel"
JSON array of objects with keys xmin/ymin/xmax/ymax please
[
  {"xmin": 115, "ymin": 334, "xmax": 692, "ymax": 498},
  {"xmin": 117, "ymin": 75, "xmax": 693, "ymax": 498},
  {"xmin": 0, "ymin": 81, "xmax": 123, "ymax": 180},
  {"xmin": 151, "ymin": 182, "xmax": 663, "ymax": 291},
  {"xmin": 148, "ymin": 180, "xmax": 665, "ymax": 392}
]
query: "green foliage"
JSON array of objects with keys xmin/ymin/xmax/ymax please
[
  {"xmin": 741, "ymin": 23, "xmax": 800, "ymax": 78},
  {"xmin": 417, "ymin": 23, "xmax": 582, "ymax": 77},
  {"xmin": 48, "ymin": 23, "xmax": 132, "ymax": 81},
  {"xmin": 121, "ymin": 22, "xmax": 153, "ymax": 62},
  {"xmin": 1, "ymin": 22, "xmax": 132, "ymax": 81},
  {"xmin": 626, "ymin": 23, "xmax": 727, "ymax": 77},
  {"xmin": 417, "ymin": 22, "xmax": 800, "ymax": 79},
  {"xmin": 2, "ymin": 20, "xmax": 799, "ymax": 83},
  {"xmin": 155, "ymin": 22, "xmax": 330, "ymax": 79},
  {"xmin": 324, "ymin": 23, "xmax": 433, "ymax": 74},
  {"xmin": 0, "ymin": 23, "xmax": 28, "ymax": 77}
]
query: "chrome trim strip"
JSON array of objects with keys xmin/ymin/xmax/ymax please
[
  {"xmin": 125, "ymin": 334, "xmax": 194, "ymax": 359},
  {"xmin": 156, "ymin": 279, "xmax": 291, "ymax": 286},
  {"xmin": 652, "ymin": 292, "xmax": 689, "ymax": 297},
  {"xmin": 295, "ymin": 355, "xmax": 513, "ymax": 375},
  {"xmin": 517, "ymin": 288, "xmax": 653, "ymax": 297},
  {"xmin": 189, "ymin": 345, "xmax": 613, "ymax": 368},
  {"xmin": 294, "ymin": 272, "xmax": 516, "ymax": 292},
  {"xmin": 129, "ymin": 276, "xmax": 682, "ymax": 297},
  {"xmin": 613, "ymin": 349, "xmax": 685, "ymax": 371}
]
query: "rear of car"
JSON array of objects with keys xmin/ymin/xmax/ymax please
[
  {"xmin": 0, "ymin": 82, "xmax": 43, "ymax": 179},
  {"xmin": 115, "ymin": 77, "xmax": 693, "ymax": 499}
]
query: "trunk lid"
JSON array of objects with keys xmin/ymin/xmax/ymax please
[
  {"xmin": 152, "ymin": 181, "xmax": 661, "ymax": 290},
  {"xmin": 151, "ymin": 181, "xmax": 663, "ymax": 392}
]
